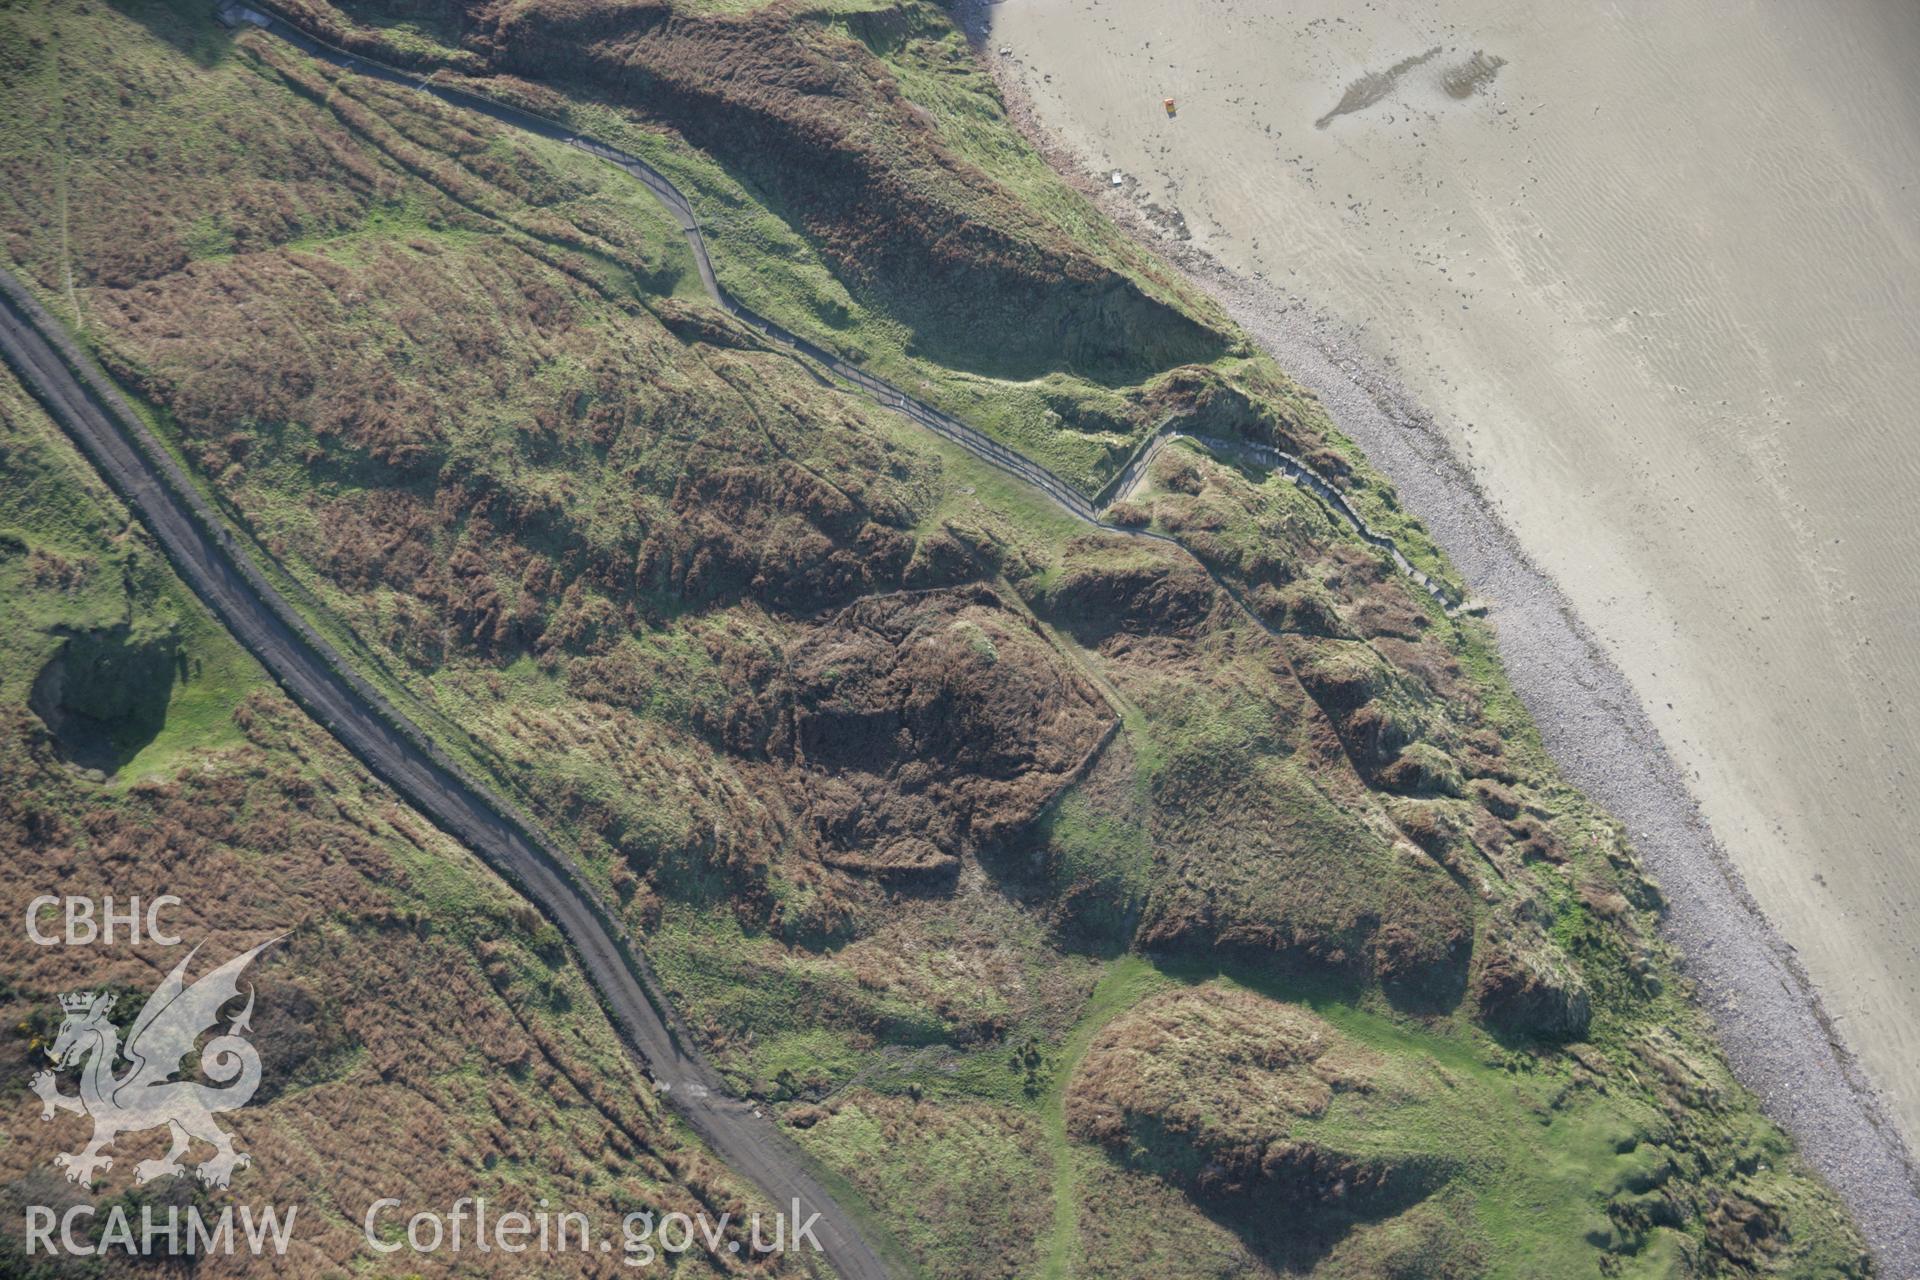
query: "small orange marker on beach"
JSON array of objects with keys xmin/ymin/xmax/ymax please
[{"xmin": 1163, "ymin": 97, "xmax": 1177, "ymax": 116}]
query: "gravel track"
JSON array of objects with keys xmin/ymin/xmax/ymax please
[
  {"xmin": 0, "ymin": 267, "xmax": 889, "ymax": 1280},
  {"xmin": 27, "ymin": 0, "xmax": 1918, "ymax": 1269}
]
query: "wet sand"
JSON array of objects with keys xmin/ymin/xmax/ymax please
[{"xmin": 967, "ymin": 0, "xmax": 1920, "ymax": 1263}]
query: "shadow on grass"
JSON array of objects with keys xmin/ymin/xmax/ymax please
[
  {"xmin": 1156, "ymin": 1147, "xmax": 1454, "ymax": 1275},
  {"xmin": 29, "ymin": 626, "xmax": 181, "ymax": 776},
  {"xmin": 107, "ymin": 0, "xmax": 237, "ymax": 71}
]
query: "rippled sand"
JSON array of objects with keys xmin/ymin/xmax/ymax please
[{"xmin": 982, "ymin": 0, "xmax": 1920, "ymax": 1148}]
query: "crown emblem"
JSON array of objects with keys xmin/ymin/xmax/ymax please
[{"xmin": 58, "ymin": 991, "xmax": 114, "ymax": 1016}]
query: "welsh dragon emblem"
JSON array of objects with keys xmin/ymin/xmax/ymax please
[{"xmin": 30, "ymin": 938, "xmax": 280, "ymax": 1189}]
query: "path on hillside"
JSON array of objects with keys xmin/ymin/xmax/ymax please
[
  {"xmin": 218, "ymin": 0, "xmax": 1460, "ymax": 614},
  {"xmin": 0, "ymin": 266, "xmax": 892, "ymax": 1280}
]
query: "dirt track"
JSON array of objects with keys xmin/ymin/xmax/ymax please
[
  {"xmin": 221, "ymin": 1, "xmax": 1449, "ymax": 606},
  {"xmin": 0, "ymin": 268, "xmax": 892, "ymax": 1280}
]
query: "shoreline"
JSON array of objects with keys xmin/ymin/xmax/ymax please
[{"xmin": 957, "ymin": 3, "xmax": 1920, "ymax": 1268}]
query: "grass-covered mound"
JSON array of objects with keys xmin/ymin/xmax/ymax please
[{"xmin": 1068, "ymin": 986, "xmax": 1452, "ymax": 1241}]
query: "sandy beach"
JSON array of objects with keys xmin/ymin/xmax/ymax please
[{"xmin": 965, "ymin": 0, "xmax": 1920, "ymax": 1264}]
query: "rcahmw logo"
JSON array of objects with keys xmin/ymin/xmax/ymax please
[
  {"xmin": 27, "ymin": 937, "xmax": 280, "ymax": 1189},
  {"xmin": 25, "ymin": 1202, "xmax": 295, "ymax": 1262}
]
